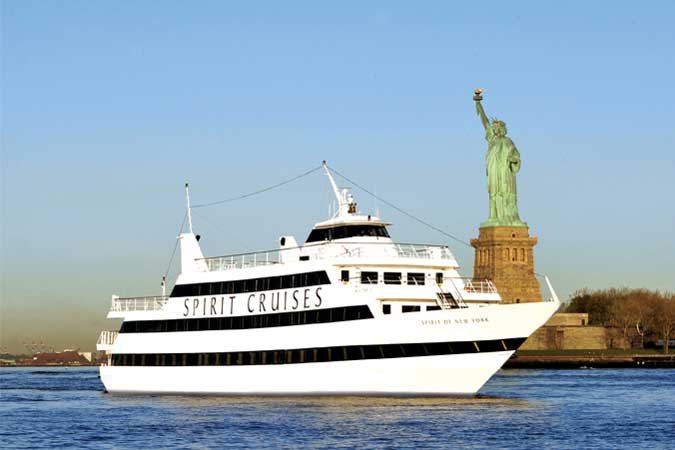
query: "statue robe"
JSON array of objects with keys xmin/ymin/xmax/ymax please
[{"xmin": 485, "ymin": 133, "xmax": 523, "ymax": 225}]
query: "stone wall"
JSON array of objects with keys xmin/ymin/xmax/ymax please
[
  {"xmin": 470, "ymin": 226, "xmax": 542, "ymax": 303},
  {"xmin": 545, "ymin": 313, "xmax": 589, "ymax": 327},
  {"xmin": 521, "ymin": 321, "xmax": 630, "ymax": 350}
]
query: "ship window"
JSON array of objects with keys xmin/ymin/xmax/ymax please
[
  {"xmin": 341, "ymin": 270, "xmax": 349, "ymax": 282},
  {"xmin": 382, "ymin": 304, "xmax": 391, "ymax": 315},
  {"xmin": 120, "ymin": 305, "xmax": 374, "ymax": 334},
  {"xmin": 316, "ymin": 347, "xmax": 328, "ymax": 362},
  {"xmin": 426, "ymin": 305, "xmax": 441, "ymax": 311},
  {"xmin": 402, "ymin": 305, "xmax": 421, "ymax": 313},
  {"xmin": 407, "ymin": 273, "xmax": 425, "ymax": 285},
  {"xmin": 435, "ymin": 272, "xmax": 444, "ymax": 284},
  {"xmin": 361, "ymin": 271, "xmax": 378, "ymax": 284},
  {"xmin": 306, "ymin": 225, "xmax": 390, "ymax": 243},
  {"xmin": 170, "ymin": 271, "xmax": 330, "ymax": 297},
  {"xmin": 477, "ymin": 340, "xmax": 503, "ymax": 353},
  {"xmin": 306, "ymin": 228, "xmax": 329, "ymax": 242},
  {"xmin": 384, "ymin": 272, "xmax": 402, "ymax": 285},
  {"xmin": 381, "ymin": 345, "xmax": 399, "ymax": 358}
]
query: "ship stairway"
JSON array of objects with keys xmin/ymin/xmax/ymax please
[{"xmin": 435, "ymin": 291, "xmax": 467, "ymax": 310}]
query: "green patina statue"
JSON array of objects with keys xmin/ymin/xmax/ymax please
[{"xmin": 473, "ymin": 89, "xmax": 527, "ymax": 228}]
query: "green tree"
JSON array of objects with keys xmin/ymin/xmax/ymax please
[{"xmin": 565, "ymin": 288, "xmax": 615, "ymax": 325}]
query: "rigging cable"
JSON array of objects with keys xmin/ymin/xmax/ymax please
[
  {"xmin": 191, "ymin": 164, "xmax": 324, "ymax": 208},
  {"xmin": 192, "ymin": 209, "xmax": 253, "ymax": 252},
  {"xmin": 163, "ymin": 211, "xmax": 187, "ymax": 281},
  {"xmin": 326, "ymin": 165, "xmax": 550, "ymax": 280},
  {"xmin": 326, "ymin": 164, "xmax": 474, "ymax": 249}
]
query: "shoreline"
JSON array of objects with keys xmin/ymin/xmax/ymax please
[{"xmin": 505, "ymin": 351, "xmax": 675, "ymax": 369}]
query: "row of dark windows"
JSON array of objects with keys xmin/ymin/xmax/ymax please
[
  {"xmin": 119, "ymin": 305, "xmax": 373, "ymax": 334},
  {"xmin": 382, "ymin": 304, "xmax": 441, "ymax": 315},
  {"xmin": 306, "ymin": 225, "xmax": 390, "ymax": 243},
  {"xmin": 359, "ymin": 271, "xmax": 428, "ymax": 285},
  {"xmin": 170, "ymin": 271, "xmax": 330, "ymax": 298},
  {"xmin": 111, "ymin": 338, "xmax": 527, "ymax": 367}
]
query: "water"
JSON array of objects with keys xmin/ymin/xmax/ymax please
[{"xmin": 1, "ymin": 367, "xmax": 674, "ymax": 449}]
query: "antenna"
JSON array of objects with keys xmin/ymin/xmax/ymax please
[
  {"xmin": 374, "ymin": 184, "xmax": 380, "ymax": 217},
  {"xmin": 185, "ymin": 182, "xmax": 194, "ymax": 234}
]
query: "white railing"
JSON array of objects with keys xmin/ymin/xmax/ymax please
[
  {"xmin": 393, "ymin": 243, "xmax": 453, "ymax": 260},
  {"xmin": 97, "ymin": 330, "xmax": 118, "ymax": 346},
  {"xmin": 200, "ymin": 242, "xmax": 454, "ymax": 272},
  {"xmin": 460, "ymin": 278, "xmax": 498, "ymax": 294},
  {"xmin": 110, "ymin": 295, "xmax": 168, "ymax": 312},
  {"xmin": 204, "ymin": 252, "xmax": 281, "ymax": 272}
]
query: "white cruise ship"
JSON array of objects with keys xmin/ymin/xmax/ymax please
[{"xmin": 98, "ymin": 164, "xmax": 559, "ymax": 395}]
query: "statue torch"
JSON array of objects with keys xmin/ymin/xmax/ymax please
[{"xmin": 473, "ymin": 88, "xmax": 483, "ymax": 102}]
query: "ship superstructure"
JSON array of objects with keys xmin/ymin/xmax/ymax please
[{"xmin": 98, "ymin": 164, "xmax": 559, "ymax": 395}]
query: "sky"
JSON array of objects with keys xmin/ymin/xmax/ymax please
[{"xmin": 1, "ymin": 1, "xmax": 674, "ymax": 353}]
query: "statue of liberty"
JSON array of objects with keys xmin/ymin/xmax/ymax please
[{"xmin": 473, "ymin": 89, "xmax": 527, "ymax": 227}]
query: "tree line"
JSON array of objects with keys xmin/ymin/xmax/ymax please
[{"xmin": 564, "ymin": 288, "xmax": 675, "ymax": 352}]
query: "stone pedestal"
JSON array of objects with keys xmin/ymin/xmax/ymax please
[{"xmin": 470, "ymin": 226, "xmax": 542, "ymax": 303}]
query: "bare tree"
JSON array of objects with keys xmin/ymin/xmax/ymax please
[{"xmin": 652, "ymin": 293, "xmax": 675, "ymax": 354}]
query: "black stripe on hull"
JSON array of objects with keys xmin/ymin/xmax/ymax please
[
  {"xmin": 110, "ymin": 338, "xmax": 527, "ymax": 367},
  {"xmin": 119, "ymin": 305, "xmax": 373, "ymax": 334},
  {"xmin": 170, "ymin": 271, "xmax": 330, "ymax": 298}
]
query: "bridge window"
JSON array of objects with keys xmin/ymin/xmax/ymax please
[
  {"xmin": 361, "ymin": 271, "xmax": 378, "ymax": 284},
  {"xmin": 306, "ymin": 225, "xmax": 390, "ymax": 243},
  {"xmin": 402, "ymin": 305, "xmax": 421, "ymax": 313},
  {"xmin": 407, "ymin": 272, "xmax": 425, "ymax": 285},
  {"xmin": 384, "ymin": 272, "xmax": 402, "ymax": 285}
]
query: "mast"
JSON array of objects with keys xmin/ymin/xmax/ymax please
[
  {"xmin": 322, "ymin": 161, "xmax": 356, "ymax": 217},
  {"xmin": 185, "ymin": 182, "xmax": 194, "ymax": 234},
  {"xmin": 322, "ymin": 161, "xmax": 342, "ymax": 205}
]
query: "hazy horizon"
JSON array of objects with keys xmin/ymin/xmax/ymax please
[{"xmin": 2, "ymin": 2, "xmax": 674, "ymax": 354}]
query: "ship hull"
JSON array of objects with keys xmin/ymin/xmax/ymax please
[
  {"xmin": 100, "ymin": 351, "xmax": 514, "ymax": 395},
  {"xmin": 100, "ymin": 301, "xmax": 557, "ymax": 395}
]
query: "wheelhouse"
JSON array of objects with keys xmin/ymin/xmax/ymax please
[{"xmin": 306, "ymin": 223, "xmax": 390, "ymax": 242}]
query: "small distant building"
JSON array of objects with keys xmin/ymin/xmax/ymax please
[
  {"xmin": 521, "ymin": 313, "xmax": 629, "ymax": 350},
  {"xmin": 21, "ymin": 351, "xmax": 92, "ymax": 366}
]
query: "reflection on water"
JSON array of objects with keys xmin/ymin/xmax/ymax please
[
  {"xmin": 1, "ymin": 367, "xmax": 673, "ymax": 449},
  {"xmin": 125, "ymin": 393, "xmax": 533, "ymax": 408}
]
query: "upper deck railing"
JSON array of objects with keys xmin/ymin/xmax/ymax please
[
  {"xmin": 110, "ymin": 295, "xmax": 169, "ymax": 312},
  {"xmin": 97, "ymin": 330, "xmax": 118, "ymax": 346},
  {"xmin": 458, "ymin": 278, "xmax": 498, "ymax": 294},
  {"xmin": 199, "ymin": 242, "xmax": 455, "ymax": 272}
]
